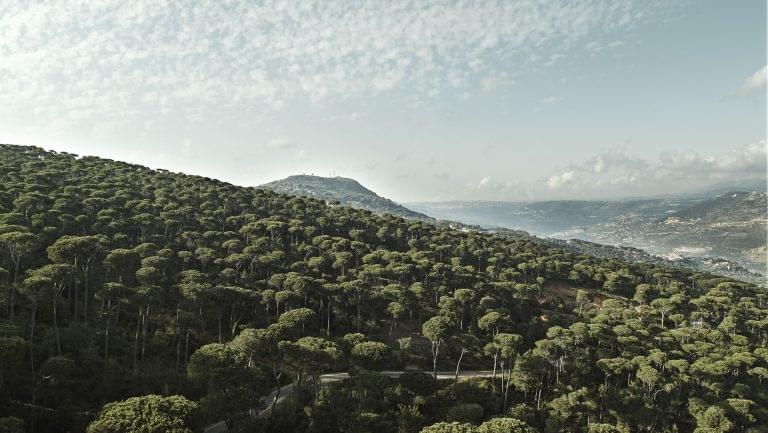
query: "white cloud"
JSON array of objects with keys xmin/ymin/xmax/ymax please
[
  {"xmin": 541, "ymin": 96, "xmax": 562, "ymax": 104},
  {"xmin": 266, "ymin": 137, "xmax": 297, "ymax": 150},
  {"xmin": 481, "ymin": 73, "xmax": 513, "ymax": 92},
  {"xmin": 0, "ymin": 0, "xmax": 664, "ymax": 130},
  {"xmin": 545, "ymin": 141, "xmax": 767, "ymax": 196},
  {"xmin": 547, "ymin": 170, "xmax": 576, "ymax": 189},
  {"xmin": 736, "ymin": 65, "xmax": 767, "ymax": 96},
  {"xmin": 585, "ymin": 40, "xmax": 624, "ymax": 52},
  {"xmin": 463, "ymin": 176, "xmax": 527, "ymax": 200}
]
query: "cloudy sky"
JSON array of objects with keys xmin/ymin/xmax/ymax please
[{"xmin": 1, "ymin": 0, "xmax": 765, "ymax": 202}]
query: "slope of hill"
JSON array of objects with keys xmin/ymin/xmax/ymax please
[
  {"xmin": 661, "ymin": 191, "xmax": 766, "ymax": 223},
  {"xmin": 260, "ymin": 178, "xmax": 763, "ymax": 280},
  {"xmin": 434, "ymin": 220, "xmax": 767, "ymax": 285},
  {"xmin": 411, "ymin": 192, "xmax": 767, "ymax": 275},
  {"xmin": 547, "ymin": 237, "xmax": 767, "ymax": 286},
  {"xmin": 408, "ymin": 198, "xmax": 705, "ymax": 235},
  {"xmin": 261, "ymin": 175, "xmax": 431, "ymax": 221},
  {"xmin": 645, "ymin": 191, "xmax": 767, "ymax": 272},
  {"xmin": 2, "ymin": 144, "xmax": 765, "ymax": 432}
]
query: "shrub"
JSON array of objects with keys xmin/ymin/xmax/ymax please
[{"xmin": 446, "ymin": 403, "xmax": 484, "ymax": 424}]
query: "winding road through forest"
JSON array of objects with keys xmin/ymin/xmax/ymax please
[{"xmin": 204, "ymin": 370, "xmax": 495, "ymax": 432}]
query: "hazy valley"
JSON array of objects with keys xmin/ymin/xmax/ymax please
[
  {"xmin": 410, "ymin": 192, "xmax": 767, "ymax": 278},
  {"xmin": 261, "ymin": 175, "xmax": 767, "ymax": 284}
]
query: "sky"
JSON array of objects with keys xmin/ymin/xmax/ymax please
[{"xmin": 1, "ymin": 0, "xmax": 765, "ymax": 202}]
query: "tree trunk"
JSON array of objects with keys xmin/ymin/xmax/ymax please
[
  {"xmin": 217, "ymin": 309, "xmax": 223, "ymax": 343},
  {"xmin": 53, "ymin": 294, "xmax": 61, "ymax": 356},
  {"xmin": 105, "ymin": 299, "xmax": 111, "ymax": 365},
  {"xmin": 29, "ymin": 300, "xmax": 37, "ymax": 385},
  {"xmin": 73, "ymin": 256, "xmax": 79, "ymax": 320},
  {"xmin": 83, "ymin": 262, "xmax": 91, "ymax": 321},
  {"xmin": 431, "ymin": 342, "xmax": 440, "ymax": 394},
  {"xmin": 492, "ymin": 353, "xmax": 498, "ymax": 392},
  {"xmin": 141, "ymin": 306, "xmax": 149, "ymax": 367},
  {"xmin": 536, "ymin": 387, "xmax": 542, "ymax": 411},
  {"xmin": 133, "ymin": 310, "xmax": 141, "ymax": 373},
  {"xmin": 175, "ymin": 306, "xmax": 180, "ymax": 371},
  {"xmin": 356, "ymin": 299, "xmax": 362, "ymax": 332},
  {"xmin": 184, "ymin": 329, "xmax": 190, "ymax": 365},
  {"xmin": 454, "ymin": 348, "xmax": 467, "ymax": 388},
  {"xmin": 326, "ymin": 299, "xmax": 331, "ymax": 337},
  {"xmin": 270, "ymin": 370, "xmax": 283, "ymax": 418},
  {"xmin": 502, "ymin": 363, "xmax": 510, "ymax": 410},
  {"xmin": 500, "ymin": 361, "xmax": 506, "ymax": 405},
  {"xmin": 297, "ymin": 369, "xmax": 304, "ymax": 393},
  {"xmin": 9, "ymin": 259, "xmax": 20, "ymax": 320}
]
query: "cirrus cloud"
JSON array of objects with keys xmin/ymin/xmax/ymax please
[
  {"xmin": 0, "ymin": 0, "xmax": 668, "ymax": 131},
  {"xmin": 736, "ymin": 65, "xmax": 767, "ymax": 97}
]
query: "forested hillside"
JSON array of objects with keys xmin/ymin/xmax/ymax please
[
  {"xmin": 0, "ymin": 144, "xmax": 766, "ymax": 433},
  {"xmin": 410, "ymin": 195, "xmax": 768, "ymax": 277},
  {"xmin": 262, "ymin": 175, "xmax": 430, "ymax": 221}
]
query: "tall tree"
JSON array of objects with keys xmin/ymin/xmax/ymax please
[{"xmin": 422, "ymin": 316, "xmax": 453, "ymax": 390}]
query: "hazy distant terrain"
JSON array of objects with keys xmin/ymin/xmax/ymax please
[
  {"xmin": 261, "ymin": 175, "xmax": 432, "ymax": 221},
  {"xmin": 259, "ymin": 175, "xmax": 766, "ymax": 283},
  {"xmin": 410, "ymin": 191, "xmax": 767, "ymax": 276}
]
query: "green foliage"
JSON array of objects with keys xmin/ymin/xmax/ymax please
[
  {"xmin": 446, "ymin": 403, "xmax": 484, "ymax": 424},
  {"xmin": 476, "ymin": 418, "xmax": 537, "ymax": 433},
  {"xmin": 419, "ymin": 422, "xmax": 475, "ymax": 433},
  {"xmin": 351, "ymin": 341, "xmax": 394, "ymax": 370},
  {"xmin": 0, "ymin": 417, "xmax": 25, "ymax": 433},
  {"xmin": 587, "ymin": 424, "xmax": 621, "ymax": 433},
  {"xmin": 422, "ymin": 316, "xmax": 453, "ymax": 344},
  {"xmin": 0, "ymin": 145, "xmax": 765, "ymax": 433},
  {"xmin": 86, "ymin": 395, "xmax": 197, "ymax": 433},
  {"xmin": 187, "ymin": 343, "xmax": 265, "ymax": 428},
  {"xmin": 397, "ymin": 404, "xmax": 425, "ymax": 433},
  {"xmin": 398, "ymin": 370, "xmax": 434, "ymax": 395},
  {"xmin": 505, "ymin": 404, "xmax": 535, "ymax": 425}
]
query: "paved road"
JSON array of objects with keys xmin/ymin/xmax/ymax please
[{"xmin": 204, "ymin": 370, "xmax": 494, "ymax": 432}]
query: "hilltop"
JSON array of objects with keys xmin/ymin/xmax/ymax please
[{"xmin": 261, "ymin": 175, "xmax": 431, "ymax": 221}]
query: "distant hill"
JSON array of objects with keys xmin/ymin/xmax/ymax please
[
  {"xmin": 548, "ymin": 237, "xmax": 767, "ymax": 287},
  {"xmin": 260, "ymin": 175, "xmax": 431, "ymax": 221},
  {"xmin": 662, "ymin": 191, "xmax": 767, "ymax": 223},
  {"xmin": 410, "ymin": 191, "xmax": 768, "ymax": 276},
  {"xmin": 408, "ymin": 198, "xmax": 701, "ymax": 234}
]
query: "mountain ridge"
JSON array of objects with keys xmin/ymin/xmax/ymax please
[
  {"xmin": 259, "ymin": 173, "xmax": 766, "ymax": 283},
  {"xmin": 260, "ymin": 174, "xmax": 432, "ymax": 221}
]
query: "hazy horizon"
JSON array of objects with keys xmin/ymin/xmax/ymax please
[{"xmin": 2, "ymin": 0, "xmax": 766, "ymax": 202}]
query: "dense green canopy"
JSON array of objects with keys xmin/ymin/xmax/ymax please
[{"xmin": 0, "ymin": 144, "xmax": 765, "ymax": 433}]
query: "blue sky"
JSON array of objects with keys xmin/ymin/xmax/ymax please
[{"xmin": 1, "ymin": 0, "xmax": 765, "ymax": 201}]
